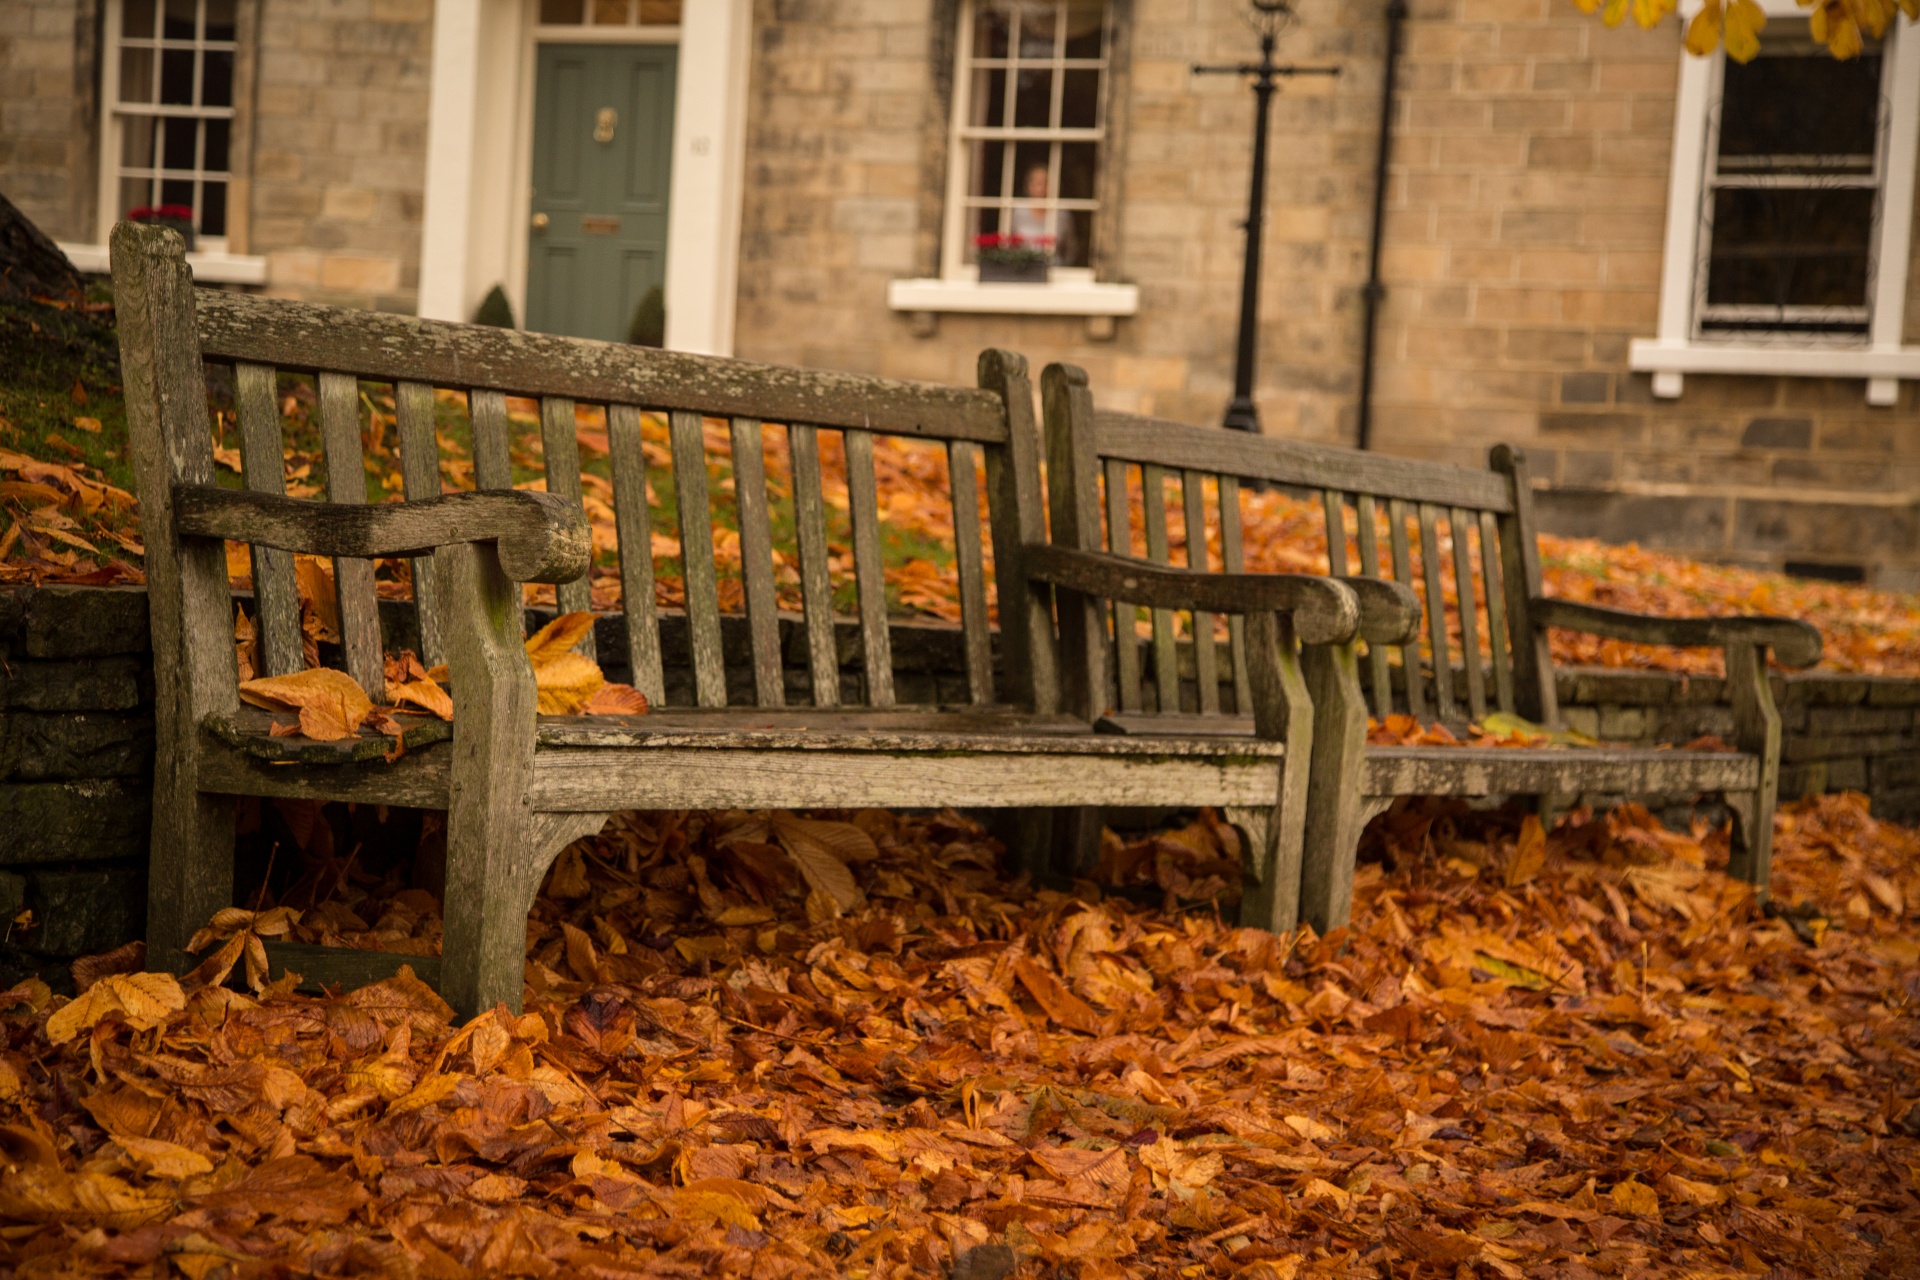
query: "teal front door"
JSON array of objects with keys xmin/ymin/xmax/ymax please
[{"xmin": 526, "ymin": 43, "xmax": 676, "ymax": 342}]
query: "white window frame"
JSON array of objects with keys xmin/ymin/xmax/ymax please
[
  {"xmin": 58, "ymin": 0, "xmax": 264, "ymax": 283},
  {"xmin": 1631, "ymin": 2, "xmax": 1920, "ymax": 405},
  {"xmin": 888, "ymin": 0, "xmax": 1137, "ymax": 320}
]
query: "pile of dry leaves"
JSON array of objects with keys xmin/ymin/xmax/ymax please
[{"xmin": 3, "ymin": 792, "xmax": 1918, "ymax": 1278}]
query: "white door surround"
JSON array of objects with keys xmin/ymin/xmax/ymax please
[{"xmin": 416, "ymin": 0, "xmax": 751, "ymax": 357}]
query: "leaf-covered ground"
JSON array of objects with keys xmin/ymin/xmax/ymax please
[{"xmin": 3, "ymin": 793, "xmax": 1919, "ymax": 1278}]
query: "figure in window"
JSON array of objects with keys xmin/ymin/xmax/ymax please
[{"xmin": 1006, "ymin": 163, "xmax": 1076, "ymax": 265}]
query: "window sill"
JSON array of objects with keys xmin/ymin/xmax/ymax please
[
  {"xmin": 887, "ymin": 276, "xmax": 1139, "ymax": 317},
  {"xmin": 58, "ymin": 242, "xmax": 268, "ymax": 286},
  {"xmin": 1628, "ymin": 337, "xmax": 1920, "ymax": 406}
]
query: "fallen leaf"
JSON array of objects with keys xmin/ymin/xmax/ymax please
[{"xmin": 240, "ymin": 668, "xmax": 374, "ymax": 741}]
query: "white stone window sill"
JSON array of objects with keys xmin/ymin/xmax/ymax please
[
  {"xmin": 58, "ymin": 242, "xmax": 268, "ymax": 286},
  {"xmin": 887, "ymin": 276, "xmax": 1139, "ymax": 317},
  {"xmin": 1629, "ymin": 337, "xmax": 1920, "ymax": 406}
]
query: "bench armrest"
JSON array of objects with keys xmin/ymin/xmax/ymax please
[
  {"xmin": 1336, "ymin": 577, "xmax": 1422, "ymax": 647},
  {"xmin": 1023, "ymin": 544, "xmax": 1360, "ymax": 645},
  {"xmin": 1530, "ymin": 597, "xmax": 1821, "ymax": 669},
  {"xmin": 173, "ymin": 485, "xmax": 591, "ymax": 584}
]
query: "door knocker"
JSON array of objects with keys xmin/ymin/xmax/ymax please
[{"xmin": 594, "ymin": 107, "xmax": 617, "ymax": 144}]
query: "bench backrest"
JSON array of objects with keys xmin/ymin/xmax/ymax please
[
  {"xmin": 112, "ymin": 226, "xmax": 1057, "ymax": 724},
  {"xmin": 1046, "ymin": 370, "xmax": 1559, "ymax": 727}
]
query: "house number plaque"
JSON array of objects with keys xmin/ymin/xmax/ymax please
[{"xmin": 580, "ymin": 216, "xmax": 621, "ymax": 235}]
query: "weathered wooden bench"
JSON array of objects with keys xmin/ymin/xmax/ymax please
[
  {"xmin": 1043, "ymin": 364, "xmax": 1823, "ymax": 925},
  {"xmin": 113, "ymin": 222, "xmax": 1369, "ymax": 1016}
]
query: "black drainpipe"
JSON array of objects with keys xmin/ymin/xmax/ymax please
[{"xmin": 1355, "ymin": 0, "xmax": 1406, "ymax": 452}]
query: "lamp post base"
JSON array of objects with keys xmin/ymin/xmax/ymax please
[{"xmin": 1222, "ymin": 396, "xmax": 1262, "ymax": 434}]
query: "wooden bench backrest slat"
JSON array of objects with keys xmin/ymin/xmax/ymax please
[
  {"xmin": 606, "ymin": 404, "xmax": 664, "ymax": 705},
  {"xmin": 469, "ymin": 389, "xmax": 514, "ymax": 491},
  {"xmin": 1416, "ymin": 502, "xmax": 1455, "ymax": 721},
  {"xmin": 195, "ymin": 291, "xmax": 1010, "ymax": 444},
  {"xmin": 1102, "ymin": 458, "xmax": 1141, "ymax": 714},
  {"xmin": 1352, "ymin": 493, "xmax": 1393, "ymax": 716},
  {"xmin": 1182, "ymin": 470, "xmax": 1221, "ymax": 716},
  {"xmin": 669, "ymin": 410, "xmax": 726, "ymax": 707},
  {"xmin": 395, "ymin": 379, "xmax": 445, "ymax": 667},
  {"xmin": 728, "ymin": 417, "xmax": 786, "ymax": 708},
  {"xmin": 1479, "ymin": 508, "xmax": 1516, "ymax": 715},
  {"xmin": 539, "ymin": 397, "xmax": 594, "ymax": 645},
  {"xmin": 1217, "ymin": 474, "xmax": 1251, "ymax": 716},
  {"xmin": 1449, "ymin": 505, "xmax": 1489, "ymax": 722},
  {"xmin": 787, "ymin": 424, "xmax": 842, "ymax": 708},
  {"xmin": 1096, "ymin": 411, "xmax": 1514, "ymax": 513},
  {"xmin": 844, "ymin": 429, "xmax": 896, "ymax": 708},
  {"xmin": 1385, "ymin": 499, "xmax": 1426, "ymax": 721},
  {"xmin": 317, "ymin": 370, "xmax": 386, "ymax": 697},
  {"xmin": 233, "ymin": 362, "xmax": 304, "ymax": 678},
  {"xmin": 947, "ymin": 440, "xmax": 995, "ymax": 706},
  {"xmin": 1140, "ymin": 464, "xmax": 1179, "ymax": 713}
]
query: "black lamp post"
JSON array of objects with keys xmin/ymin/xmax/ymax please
[{"xmin": 1195, "ymin": 1, "xmax": 1338, "ymax": 435}]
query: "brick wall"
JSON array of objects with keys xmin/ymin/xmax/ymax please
[{"xmin": 0, "ymin": 0, "xmax": 95, "ymax": 243}]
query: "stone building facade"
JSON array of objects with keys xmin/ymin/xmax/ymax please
[{"xmin": 6, "ymin": 0, "xmax": 1920, "ymax": 582}]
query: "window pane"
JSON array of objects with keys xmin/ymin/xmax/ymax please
[
  {"xmin": 1063, "ymin": 0, "xmax": 1105, "ymax": 58},
  {"xmin": 1720, "ymin": 53, "xmax": 1880, "ymax": 168},
  {"xmin": 123, "ymin": 0, "xmax": 156, "ymax": 39},
  {"xmin": 120, "ymin": 47, "xmax": 154, "ymax": 103},
  {"xmin": 971, "ymin": 67, "xmax": 1007, "ymax": 127},
  {"xmin": 639, "ymin": 0, "xmax": 681, "ymax": 20},
  {"xmin": 163, "ymin": 115, "xmax": 198, "ymax": 170},
  {"xmin": 119, "ymin": 176, "xmax": 155, "ymax": 218},
  {"xmin": 1012, "ymin": 139, "xmax": 1050, "ymax": 190},
  {"xmin": 1707, "ymin": 186, "xmax": 1875, "ymax": 309},
  {"xmin": 540, "ymin": 0, "xmax": 585, "ymax": 21},
  {"xmin": 969, "ymin": 140, "xmax": 1009, "ymax": 198},
  {"xmin": 121, "ymin": 115, "xmax": 159, "ymax": 167},
  {"xmin": 160, "ymin": 177, "xmax": 195, "ymax": 211},
  {"xmin": 159, "ymin": 47, "xmax": 195, "ymax": 105},
  {"xmin": 591, "ymin": 0, "xmax": 630, "ymax": 24},
  {"xmin": 1061, "ymin": 209, "xmax": 1092, "ymax": 267},
  {"xmin": 162, "ymin": 0, "xmax": 195, "ymax": 39},
  {"xmin": 203, "ymin": 0, "xmax": 235, "ymax": 40},
  {"xmin": 204, "ymin": 116, "xmax": 230, "ymax": 172},
  {"xmin": 1014, "ymin": 67, "xmax": 1053, "ymax": 127},
  {"xmin": 974, "ymin": 4, "xmax": 1010, "ymax": 57},
  {"xmin": 1061, "ymin": 67, "xmax": 1100, "ymax": 128},
  {"xmin": 1018, "ymin": 4, "xmax": 1059, "ymax": 58},
  {"xmin": 201, "ymin": 181, "xmax": 227, "ymax": 236},
  {"xmin": 1059, "ymin": 140, "xmax": 1097, "ymax": 199},
  {"xmin": 202, "ymin": 48, "xmax": 233, "ymax": 107}
]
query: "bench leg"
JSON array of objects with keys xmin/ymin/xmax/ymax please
[
  {"xmin": 1724, "ymin": 641, "xmax": 1781, "ymax": 897},
  {"xmin": 1233, "ymin": 612, "xmax": 1314, "ymax": 934},
  {"xmin": 1299, "ymin": 641, "xmax": 1369, "ymax": 934},
  {"xmin": 147, "ymin": 785, "xmax": 235, "ymax": 970},
  {"xmin": 435, "ymin": 541, "xmax": 541, "ymax": 1020}
]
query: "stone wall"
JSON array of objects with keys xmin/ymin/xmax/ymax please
[
  {"xmin": 0, "ymin": 0, "xmax": 96, "ymax": 244},
  {"xmin": 0, "ymin": 586, "xmax": 153, "ymax": 988}
]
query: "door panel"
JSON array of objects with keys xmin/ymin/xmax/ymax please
[{"xmin": 527, "ymin": 43, "xmax": 677, "ymax": 342}]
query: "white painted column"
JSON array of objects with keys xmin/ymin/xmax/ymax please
[
  {"xmin": 1646, "ymin": 47, "xmax": 1716, "ymax": 399},
  {"xmin": 1868, "ymin": 17, "xmax": 1920, "ymax": 406},
  {"xmin": 663, "ymin": 0, "xmax": 752, "ymax": 356},
  {"xmin": 417, "ymin": 0, "xmax": 484, "ymax": 322}
]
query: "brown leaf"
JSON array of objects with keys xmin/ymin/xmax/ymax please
[
  {"xmin": 1013, "ymin": 957, "xmax": 1103, "ymax": 1035},
  {"xmin": 772, "ymin": 812, "xmax": 865, "ymax": 911},
  {"xmin": 240, "ymin": 668, "xmax": 373, "ymax": 741}
]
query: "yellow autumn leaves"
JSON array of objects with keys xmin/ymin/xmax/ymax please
[
  {"xmin": 1576, "ymin": 0, "xmax": 1920, "ymax": 61},
  {"xmin": 238, "ymin": 610, "xmax": 647, "ymax": 741}
]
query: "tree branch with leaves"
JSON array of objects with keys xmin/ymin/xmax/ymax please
[{"xmin": 1576, "ymin": 0, "xmax": 1920, "ymax": 61}]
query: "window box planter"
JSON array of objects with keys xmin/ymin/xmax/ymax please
[{"xmin": 978, "ymin": 259, "xmax": 1051, "ymax": 284}]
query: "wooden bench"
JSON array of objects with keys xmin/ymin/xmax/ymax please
[
  {"xmin": 112, "ymin": 222, "xmax": 1370, "ymax": 1016},
  {"xmin": 1042, "ymin": 363, "xmax": 1822, "ymax": 926}
]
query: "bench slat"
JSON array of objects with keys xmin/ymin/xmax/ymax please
[
  {"xmin": 1450, "ymin": 506, "xmax": 1488, "ymax": 722},
  {"xmin": 1094, "ymin": 410, "xmax": 1514, "ymax": 512},
  {"xmin": 607, "ymin": 404, "xmax": 663, "ymax": 704},
  {"xmin": 317, "ymin": 371, "xmax": 386, "ymax": 698},
  {"xmin": 469, "ymin": 389, "xmax": 514, "ymax": 491},
  {"xmin": 1320, "ymin": 489, "xmax": 1348, "ymax": 576},
  {"xmin": 670, "ymin": 410, "xmax": 726, "ymax": 707},
  {"xmin": 1104, "ymin": 459, "xmax": 1142, "ymax": 713},
  {"xmin": 1141, "ymin": 465, "xmax": 1179, "ymax": 713},
  {"xmin": 539, "ymin": 397, "xmax": 594, "ymax": 653},
  {"xmin": 196, "ymin": 290, "xmax": 1011, "ymax": 444},
  {"xmin": 1218, "ymin": 474, "xmax": 1251, "ymax": 717},
  {"xmin": 1183, "ymin": 470, "xmax": 1219, "ymax": 716},
  {"xmin": 1387, "ymin": 498, "xmax": 1426, "ymax": 721},
  {"xmin": 1479, "ymin": 508, "xmax": 1515, "ymax": 715},
  {"xmin": 1417, "ymin": 502, "xmax": 1455, "ymax": 722},
  {"xmin": 787, "ymin": 424, "xmax": 840, "ymax": 707},
  {"xmin": 395, "ymin": 380, "xmax": 444, "ymax": 666},
  {"xmin": 844, "ymin": 428, "xmax": 895, "ymax": 707},
  {"xmin": 233, "ymin": 362, "xmax": 303, "ymax": 677},
  {"xmin": 1354, "ymin": 493, "xmax": 1393, "ymax": 717},
  {"xmin": 948, "ymin": 440, "xmax": 994, "ymax": 706},
  {"xmin": 730, "ymin": 417, "xmax": 785, "ymax": 708}
]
